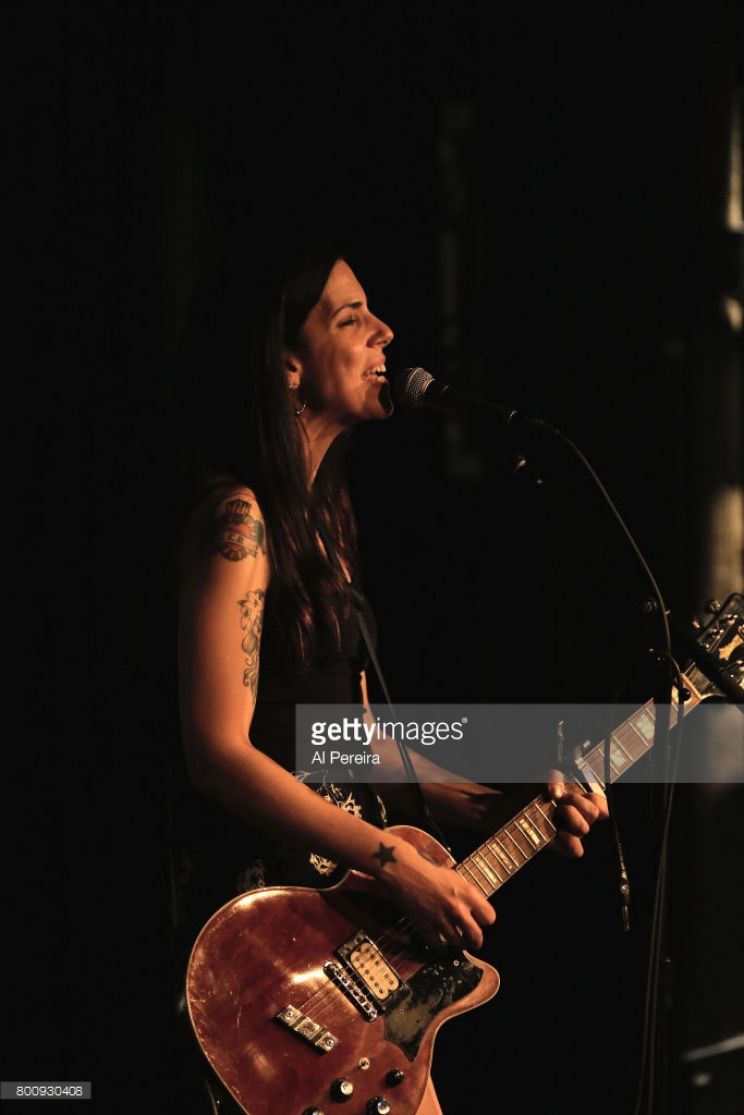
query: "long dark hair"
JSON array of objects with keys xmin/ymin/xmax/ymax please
[{"xmin": 172, "ymin": 242, "xmax": 358, "ymax": 667}]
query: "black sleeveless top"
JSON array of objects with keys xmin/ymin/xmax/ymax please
[
  {"xmin": 249, "ymin": 582, "xmax": 375, "ymax": 769},
  {"xmin": 170, "ymin": 580, "xmax": 387, "ymax": 949}
]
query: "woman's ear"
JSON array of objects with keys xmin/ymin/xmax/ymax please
[{"xmin": 283, "ymin": 350, "xmax": 302, "ymax": 389}]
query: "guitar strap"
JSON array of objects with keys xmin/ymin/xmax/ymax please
[{"xmin": 319, "ymin": 524, "xmax": 452, "ymax": 852}]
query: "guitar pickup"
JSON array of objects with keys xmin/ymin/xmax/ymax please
[
  {"xmin": 274, "ymin": 1004, "xmax": 339, "ymax": 1052},
  {"xmin": 335, "ymin": 931, "xmax": 407, "ymax": 1009}
]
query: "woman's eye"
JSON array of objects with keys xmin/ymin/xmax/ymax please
[{"xmin": 339, "ymin": 316, "xmax": 358, "ymax": 327}]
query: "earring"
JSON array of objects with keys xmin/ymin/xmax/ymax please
[{"xmin": 289, "ymin": 383, "xmax": 307, "ymax": 417}]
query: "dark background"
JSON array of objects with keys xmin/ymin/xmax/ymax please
[{"xmin": 7, "ymin": 2, "xmax": 742, "ymax": 1113}]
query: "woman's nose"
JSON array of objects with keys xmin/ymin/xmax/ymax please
[{"xmin": 371, "ymin": 315, "xmax": 394, "ymax": 346}]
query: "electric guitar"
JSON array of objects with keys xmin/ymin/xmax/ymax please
[{"xmin": 186, "ymin": 595, "xmax": 742, "ymax": 1115}]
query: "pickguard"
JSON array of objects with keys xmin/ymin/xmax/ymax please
[{"xmin": 383, "ymin": 953, "xmax": 483, "ymax": 1060}]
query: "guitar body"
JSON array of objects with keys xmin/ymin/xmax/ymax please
[
  {"xmin": 187, "ymin": 825, "xmax": 500, "ymax": 1115},
  {"xmin": 186, "ymin": 594, "xmax": 744, "ymax": 1114}
]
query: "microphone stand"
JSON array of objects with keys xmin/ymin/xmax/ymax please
[
  {"xmin": 420, "ymin": 399, "xmax": 681, "ymax": 1114},
  {"xmin": 542, "ymin": 424, "xmax": 678, "ymax": 1115},
  {"xmin": 396, "ymin": 371, "xmax": 740, "ymax": 1110}
]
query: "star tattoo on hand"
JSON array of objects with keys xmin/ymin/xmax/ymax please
[{"xmin": 371, "ymin": 842, "xmax": 397, "ymax": 867}]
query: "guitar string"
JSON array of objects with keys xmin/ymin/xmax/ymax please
[
  {"xmin": 291, "ymin": 808, "xmax": 560, "ymax": 1024},
  {"xmin": 301, "ymin": 894, "xmax": 490, "ymax": 1024},
  {"xmin": 298, "ymin": 779, "xmax": 639, "ymax": 1025},
  {"xmin": 282, "ymin": 615, "xmax": 737, "ymax": 1034},
  {"xmin": 295, "ymin": 856, "xmax": 507, "ymax": 1025},
  {"xmin": 291, "ymin": 910, "xmax": 423, "ymax": 1022},
  {"xmin": 291, "ymin": 846, "xmax": 516, "ymax": 1021},
  {"xmin": 290, "ymin": 797, "xmax": 562, "ymax": 1023},
  {"xmin": 308, "ymin": 785, "xmax": 599, "ymax": 1028},
  {"xmin": 296, "ymin": 813, "xmax": 600, "ymax": 1029},
  {"xmin": 286, "ymin": 837, "xmax": 523, "ymax": 1020}
]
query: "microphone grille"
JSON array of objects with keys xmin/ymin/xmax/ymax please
[{"xmin": 391, "ymin": 367, "xmax": 433, "ymax": 409}]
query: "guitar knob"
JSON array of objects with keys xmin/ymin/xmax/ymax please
[
  {"xmin": 330, "ymin": 1078, "xmax": 354, "ymax": 1102},
  {"xmin": 302, "ymin": 1109, "xmax": 326, "ymax": 1115},
  {"xmin": 385, "ymin": 1069, "xmax": 405, "ymax": 1086},
  {"xmin": 366, "ymin": 1099, "xmax": 391, "ymax": 1115}
]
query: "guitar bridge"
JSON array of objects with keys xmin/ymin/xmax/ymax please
[
  {"xmin": 323, "ymin": 960, "xmax": 378, "ymax": 1020},
  {"xmin": 274, "ymin": 1004, "xmax": 339, "ymax": 1052}
]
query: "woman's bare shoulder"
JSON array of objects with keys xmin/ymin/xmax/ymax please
[{"xmin": 179, "ymin": 475, "xmax": 267, "ymax": 566}]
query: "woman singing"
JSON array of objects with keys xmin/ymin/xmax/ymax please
[{"xmin": 172, "ymin": 243, "xmax": 606, "ymax": 1113}]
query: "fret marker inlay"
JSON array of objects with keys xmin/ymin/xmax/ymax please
[{"xmin": 517, "ymin": 816, "xmax": 542, "ymax": 847}]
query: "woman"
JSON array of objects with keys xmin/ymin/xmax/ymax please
[{"xmin": 173, "ymin": 245, "xmax": 606, "ymax": 1114}]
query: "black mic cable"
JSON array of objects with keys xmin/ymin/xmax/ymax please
[
  {"xmin": 391, "ymin": 368, "xmax": 673, "ymax": 665},
  {"xmin": 393, "ymin": 365, "xmax": 680, "ymax": 1114}
]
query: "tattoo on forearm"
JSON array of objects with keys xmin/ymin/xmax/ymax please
[
  {"xmin": 371, "ymin": 842, "xmax": 397, "ymax": 867},
  {"xmin": 212, "ymin": 498, "xmax": 267, "ymax": 562},
  {"xmin": 238, "ymin": 590, "xmax": 265, "ymax": 696}
]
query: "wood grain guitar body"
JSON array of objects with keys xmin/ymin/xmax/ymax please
[{"xmin": 187, "ymin": 825, "xmax": 500, "ymax": 1115}]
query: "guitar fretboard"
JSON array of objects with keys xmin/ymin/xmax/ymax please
[{"xmin": 455, "ymin": 686, "xmax": 703, "ymax": 898}]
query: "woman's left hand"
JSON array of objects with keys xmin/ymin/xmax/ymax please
[{"xmin": 547, "ymin": 770, "xmax": 609, "ymax": 858}]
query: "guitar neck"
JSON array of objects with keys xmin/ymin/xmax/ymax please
[{"xmin": 455, "ymin": 679, "xmax": 704, "ymax": 898}]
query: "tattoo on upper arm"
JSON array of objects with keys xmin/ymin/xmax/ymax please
[
  {"xmin": 212, "ymin": 497, "xmax": 267, "ymax": 562},
  {"xmin": 238, "ymin": 590, "xmax": 265, "ymax": 697}
]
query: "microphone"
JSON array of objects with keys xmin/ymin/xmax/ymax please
[{"xmin": 390, "ymin": 367, "xmax": 530, "ymax": 426}]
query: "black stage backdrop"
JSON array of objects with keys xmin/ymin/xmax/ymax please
[{"xmin": 7, "ymin": 4, "xmax": 742, "ymax": 1114}]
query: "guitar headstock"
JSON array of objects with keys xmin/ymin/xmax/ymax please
[{"xmin": 684, "ymin": 593, "xmax": 744, "ymax": 701}]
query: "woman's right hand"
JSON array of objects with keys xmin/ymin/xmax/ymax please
[{"xmin": 372, "ymin": 837, "xmax": 496, "ymax": 951}]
